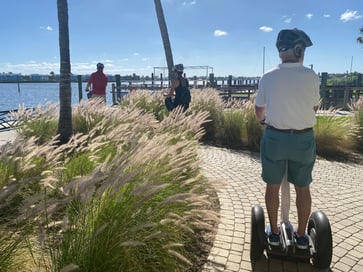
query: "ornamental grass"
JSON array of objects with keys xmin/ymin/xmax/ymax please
[{"xmin": 1, "ymin": 98, "xmax": 219, "ymax": 272}]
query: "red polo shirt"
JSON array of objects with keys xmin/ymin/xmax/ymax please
[{"xmin": 88, "ymin": 71, "xmax": 108, "ymax": 95}]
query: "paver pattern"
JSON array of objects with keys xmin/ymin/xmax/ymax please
[{"xmin": 199, "ymin": 145, "xmax": 363, "ymax": 272}]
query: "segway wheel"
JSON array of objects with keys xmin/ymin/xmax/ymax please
[
  {"xmin": 307, "ymin": 211, "xmax": 332, "ymax": 269},
  {"xmin": 250, "ymin": 205, "xmax": 266, "ymax": 262}
]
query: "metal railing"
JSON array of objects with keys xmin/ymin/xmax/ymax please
[{"xmin": 0, "ymin": 110, "xmax": 21, "ymax": 131}]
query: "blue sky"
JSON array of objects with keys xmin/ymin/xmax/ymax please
[{"xmin": 0, "ymin": 0, "xmax": 362, "ymax": 77}]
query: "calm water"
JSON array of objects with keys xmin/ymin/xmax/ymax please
[
  {"xmin": 0, "ymin": 79, "xmax": 247, "ymax": 111},
  {"xmin": 0, "ymin": 82, "xmax": 115, "ymax": 111}
]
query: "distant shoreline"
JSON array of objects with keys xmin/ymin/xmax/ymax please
[{"xmin": 0, "ymin": 80, "xmax": 79, "ymax": 84}]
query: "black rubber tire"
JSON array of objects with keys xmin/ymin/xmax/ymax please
[
  {"xmin": 250, "ymin": 205, "xmax": 266, "ymax": 262},
  {"xmin": 307, "ymin": 211, "xmax": 333, "ymax": 269}
]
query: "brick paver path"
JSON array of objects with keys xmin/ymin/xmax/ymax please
[{"xmin": 199, "ymin": 145, "xmax": 363, "ymax": 272}]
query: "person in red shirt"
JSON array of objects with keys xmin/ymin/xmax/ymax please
[{"xmin": 85, "ymin": 62, "xmax": 108, "ymax": 102}]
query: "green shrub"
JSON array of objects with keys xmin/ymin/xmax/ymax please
[
  {"xmin": 314, "ymin": 111, "xmax": 358, "ymax": 159},
  {"xmin": 11, "ymin": 104, "xmax": 58, "ymax": 145},
  {"xmin": 0, "ymin": 157, "xmax": 18, "ymax": 188},
  {"xmin": 60, "ymin": 153, "xmax": 95, "ymax": 184},
  {"xmin": 350, "ymin": 98, "xmax": 363, "ymax": 152},
  {"xmin": 0, "ymin": 230, "xmax": 25, "ymax": 272},
  {"xmin": 241, "ymin": 99, "xmax": 263, "ymax": 152},
  {"xmin": 189, "ymin": 89, "xmax": 225, "ymax": 143},
  {"xmin": 217, "ymin": 109, "xmax": 245, "ymax": 148},
  {"xmin": 119, "ymin": 90, "xmax": 169, "ymax": 121},
  {"xmin": 1, "ymin": 101, "xmax": 218, "ymax": 272}
]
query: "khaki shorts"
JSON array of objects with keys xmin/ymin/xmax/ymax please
[
  {"xmin": 260, "ymin": 127, "xmax": 316, "ymax": 187},
  {"xmin": 91, "ymin": 94, "xmax": 106, "ymax": 103}
]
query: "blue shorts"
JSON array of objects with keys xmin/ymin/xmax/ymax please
[{"xmin": 260, "ymin": 127, "xmax": 316, "ymax": 187}]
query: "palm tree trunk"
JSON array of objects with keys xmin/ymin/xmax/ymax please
[
  {"xmin": 57, "ymin": 0, "xmax": 73, "ymax": 144},
  {"xmin": 154, "ymin": 0, "xmax": 175, "ymax": 81}
]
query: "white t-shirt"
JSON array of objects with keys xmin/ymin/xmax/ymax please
[{"xmin": 255, "ymin": 63, "xmax": 320, "ymax": 130}]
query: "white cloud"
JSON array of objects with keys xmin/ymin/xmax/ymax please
[
  {"xmin": 214, "ymin": 30, "xmax": 228, "ymax": 37},
  {"xmin": 259, "ymin": 26, "xmax": 273, "ymax": 32},
  {"xmin": 340, "ymin": 10, "xmax": 362, "ymax": 22},
  {"xmin": 40, "ymin": 26, "xmax": 53, "ymax": 31},
  {"xmin": 284, "ymin": 17, "xmax": 292, "ymax": 23},
  {"xmin": 323, "ymin": 14, "xmax": 331, "ymax": 18},
  {"xmin": 182, "ymin": 1, "xmax": 196, "ymax": 7},
  {"xmin": 0, "ymin": 60, "xmax": 155, "ymax": 75},
  {"xmin": 306, "ymin": 13, "xmax": 313, "ymax": 20},
  {"xmin": 282, "ymin": 15, "xmax": 294, "ymax": 23},
  {"xmin": 2, "ymin": 61, "xmax": 59, "ymax": 74}
]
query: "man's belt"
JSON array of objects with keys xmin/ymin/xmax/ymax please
[{"xmin": 267, "ymin": 125, "xmax": 313, "ymax": 134}]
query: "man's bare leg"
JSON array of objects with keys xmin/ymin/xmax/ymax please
[
  {"xmin": 265, "ymin": 184, "xmax": 281, "ymax": 234},
  {"xmin": 295, "ymin": 185, "xmax": 311, "ymax": 236}
]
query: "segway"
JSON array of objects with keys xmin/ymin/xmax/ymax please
[{"xmin": 250, "ymin": 176, "xmax": 333, "ymax": 269}]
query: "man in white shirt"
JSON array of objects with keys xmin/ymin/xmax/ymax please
[{"xmin": 255, "ymin": 28, "xmax": 320, "ymax": 250}]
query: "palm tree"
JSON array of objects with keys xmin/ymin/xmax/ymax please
[
  {"xmin": 57, "ymin": 0, "xmax": 73, "ymax": 144},
  {"xmin": 154, "ymin": 0, "xmax": 175, "ymax": 81},
  {"xmin": 357, "ymin": 25, "xmax": 363, "ymax": 45}
]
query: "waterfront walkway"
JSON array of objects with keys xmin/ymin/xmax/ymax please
[
  {"xmin": 199, "ymin": 145, "xmax": 363, "ymax": 272},
  {"xmin": 1, "ymin": 131, "xmax": 363, "ymax": 271},
  {"xmin": 0, "ymin": 130, "xmax": 17, "ymax": 146}
]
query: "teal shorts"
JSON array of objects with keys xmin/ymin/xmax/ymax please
[{"xmin": 260, "ymin": 127, "xmax": 316, "ymax": 187}]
